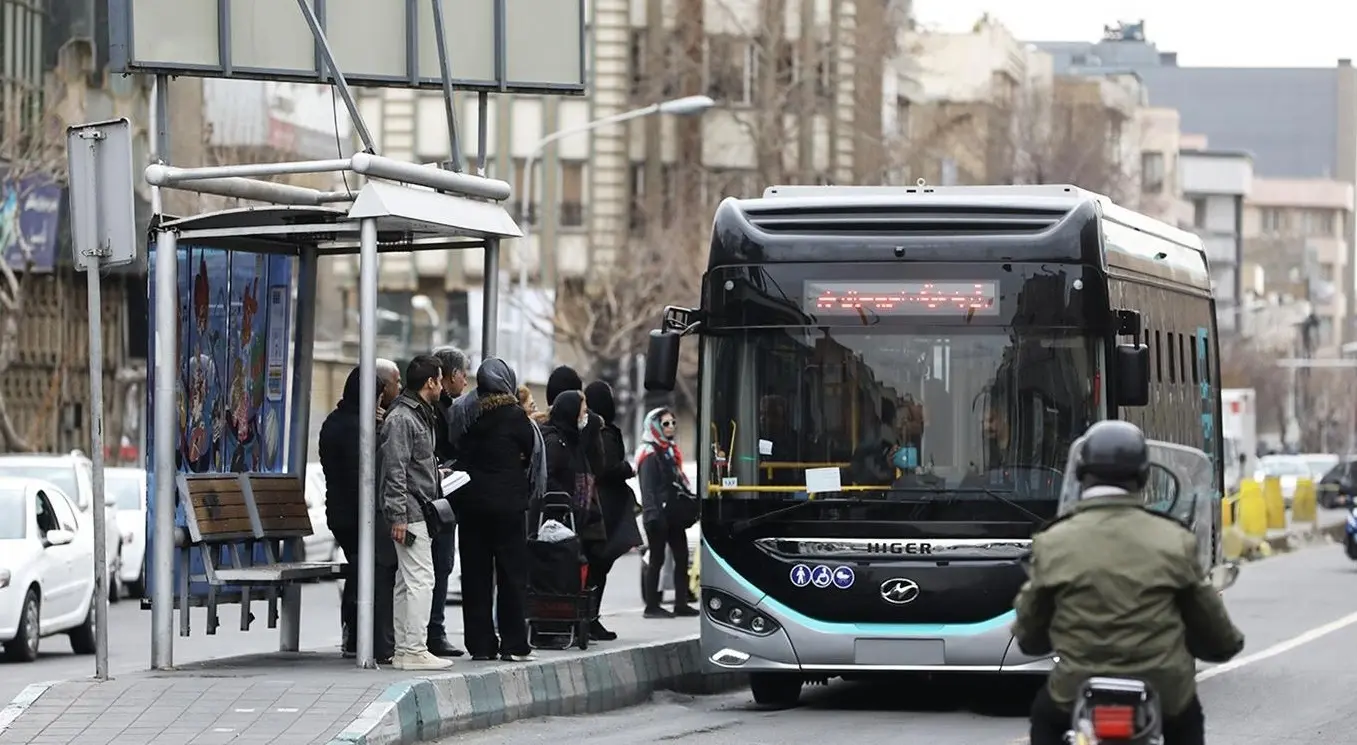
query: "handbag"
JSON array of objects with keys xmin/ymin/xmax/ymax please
[{"xmin": 667, "ymin": 480, "xmax": 700, "ymax": 530}]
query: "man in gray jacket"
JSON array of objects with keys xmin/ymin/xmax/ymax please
[{"xmin": 379, "ymin": 354, "xmax": 453, "ymax": 671}]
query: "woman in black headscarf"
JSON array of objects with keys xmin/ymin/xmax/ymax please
[
  {"xmin": 538, "ymin": 391, "xmax": 608, "ymax": 577},
  {"xmin": 582, "ymin": 381, "xmax": 643, "ymax": 640}
]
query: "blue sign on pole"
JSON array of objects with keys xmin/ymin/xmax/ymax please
[{"xmin": 0, "ymin": 170, "xmax": 62, "ymax": 273}]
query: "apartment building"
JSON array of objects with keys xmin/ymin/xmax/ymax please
[
  {"xmin": 1135, "ymin": 107, "xmax": 1190, "ymax": 226},
  {"xmin": 1242, "ymin": 177, "xmax": 1354, "ymax": 353},
  {"xmin": 350, "ymin": 0, "xmax": 894, "ymax": 384},
  {"xmin": 1179, "ymin": 146, "xmax": 1253, "ymax": 334}
]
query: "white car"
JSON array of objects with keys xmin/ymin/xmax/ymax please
[
  {"xmin": 1255, "ymin": 454, "xmax": 1312, "ymax": 506},
  {"xmin": 105, "ymin": 467, "xmax": 148, "ymax": 597},
  {"xmin": 0, "ymin": 453, "xmax": 124, "ymax": 601},
  {"xmin": 629, "ymin": 462, "xmax": 700, "ymax": 603},
  {"xmin": 0, "ymin": 476, "xmax": 99, "ymax": 662}
]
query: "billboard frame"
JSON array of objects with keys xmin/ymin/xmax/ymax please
[{"xmin": 107, "ymin": 0, "xmax": 587, "ymax": 96}]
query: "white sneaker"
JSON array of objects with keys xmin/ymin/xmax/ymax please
[
  {"xmin": 501, "ymin": 652, "xmax": 536, "ymax": 662},
  {"xmin": 396, "ymin": 651, "xmax": 454, "ymax": 670}
]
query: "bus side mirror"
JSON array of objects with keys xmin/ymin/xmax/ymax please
[
  {"xmin": 645, "ymin": 329, "xmax": 681, "ymax": 392},
  {"xmin": 1115, "ymin": 344, "xmax": 1150, "ymax": 407}
]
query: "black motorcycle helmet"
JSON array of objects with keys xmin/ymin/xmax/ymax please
[{"xmin": 1075, "ymin": 420, "xmax": 1150, "ymax": 491}]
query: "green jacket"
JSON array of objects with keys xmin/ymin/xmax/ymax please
[{"xmin": 1011, "ymin": 490, "xmax": 1245, "ymax": 716}]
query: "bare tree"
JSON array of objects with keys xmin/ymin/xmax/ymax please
[
  {"xmin": 0, "ymin": 76, "xmax": 70, "ymax": 452},
  {"xmin": 1219, "ymin": 343, "xmax": 1289, "ymax": 438},
  {"xmin": 1000, "ymin": 82, "xmax": 1140, "ymax": 202}
]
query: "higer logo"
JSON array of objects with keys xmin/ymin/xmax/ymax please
[{"xmin": 865, "ymin": 541, "xmax": 933, "ymax": 555}]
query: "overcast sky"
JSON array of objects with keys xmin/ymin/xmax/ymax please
[{"xmin": 912, "ymin": 1, "xmax": 1354, "ymax": 68}]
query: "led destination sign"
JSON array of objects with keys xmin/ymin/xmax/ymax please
[{"xmin": 805, "ymin": 280, "xmax": 1000, "ymax": 317}]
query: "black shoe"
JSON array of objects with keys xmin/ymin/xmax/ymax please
[
  {"xmin": 644, "ymin": 606, "xmax": 674, "ymax": 619},
  {"xmin": 428, "ymin": 636, "xmax": 466, "ymax": 658},
  {"xmin": 673, "ymin": 605, "xmax": 699, "ymax": 617},
  {"xmin": 589, "ymin": 620, "xmax": 618, "ymax": 641}
]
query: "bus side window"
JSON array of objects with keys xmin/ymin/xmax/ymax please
[
  {"xmin": 1190, "ymin": 333, "xmax": 1199, "ymax": 384},
  {"xmin": 1203, "ymin": 334, "xmax": 1211, "ymax": 384},
  {"xmin": 1177, "ymin": 333, "xmax": 1186, "ymax": 384},
  {"xmin": 1167, "ymin": 332, "xmax": 1176, "ymax": 384},
  {"xmin": 1154, "ymin": 330, "xmax": 1163, "ymax": 383}
]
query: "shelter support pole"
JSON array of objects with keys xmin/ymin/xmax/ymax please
[
  {"xmin": 476, "ymin": 93, "xmax": 489, "ymax": 177},
  {"xmin": 151, "ymin": 227, "xmax": 178, "ymax": 670},
  {"xmin": 280, "ymin": 245, "xmax": 319, "ymax": 653},
  {"xmin": 430, "ymin": 0, "xmax": 463, "ymax": 172},
  {"xmin": 356, "ymin": 218, "xmax": 379, "ymax": 669},
  {"xmin": 482, "ymin": 238, "xmax": 500, "ymax": 359}
]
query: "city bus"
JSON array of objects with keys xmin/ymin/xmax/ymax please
[{"xmin": 642, "ymin": 184, "xmax": 1228, "ymax": 707}]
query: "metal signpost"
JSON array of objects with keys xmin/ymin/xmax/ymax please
[
  {"xmin": 108, "ymin": 0, "xmax": 584, "ymax": 670},
  {"xmin": 66, "ymin": 118, "xmax": 139, "ymax": 681}
]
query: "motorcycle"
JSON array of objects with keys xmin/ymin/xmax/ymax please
[
  {"xmin": 1067, "ymin": 677, "xmax": 1163, "ymax": 745},
  {"xmin": 1345, "ymin": 509, "xmax": 1357, "ymax": 560}
]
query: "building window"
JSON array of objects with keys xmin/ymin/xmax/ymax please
[
  {"xmin": 1140, "ymin": 151, "xmax": 1165, "ymax": 194},
  {"xmin": 1260, "ymin": 208, "xmax": 1283, "ymax": 233},
  {"xmin": 1303, "ymin": 209, "xmax": 1335, "ymax": 237},
  {"xmin": 559, "ymin": 161, "xmax": 585, "ymax": 228},
  {"xmin": 706, "ymin": 34, "xmax": 755, "ymax": 106},
  {"xmin": 1192, "ymin": 197, "xmax": 1207, "ymax": 229},
  {"xmin": 629, "ymin": 30, "xmax": 678, "ymax": 99}
]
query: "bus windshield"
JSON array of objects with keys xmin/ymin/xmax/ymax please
[{"xmin": 704, "ymin": 328, "xmax": 1099, "ymax": 505}]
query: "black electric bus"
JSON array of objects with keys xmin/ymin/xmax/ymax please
[{"xmin": 643, "ymin": 184, "xmax": 1225, "ymax": 706}]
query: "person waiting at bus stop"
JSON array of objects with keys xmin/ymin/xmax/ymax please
[
  {"xmin": 1013, "ymin": 420, "xmax": 1245, "ymax": 745},
  {"xmin": 427, "ymin": 345, "xmax": 470, "ymax": 659},
  {"xmin": 320, "ymin": 361, "xmax": 400, "ymax": 664},
  {"xmin": 637, "ymin": 407, "xmax": 699, "ymax": 619}
]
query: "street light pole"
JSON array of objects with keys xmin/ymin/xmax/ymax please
[{"xmin": 513, "ymin": 95, "xmax": 714, "ymax": 378}]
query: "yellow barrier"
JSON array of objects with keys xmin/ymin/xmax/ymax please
[
  {"xmin": 689, "ymin": 543, "xmax": 702, "ymax": 597},
  {"xmin": 1236, "ymin": 478, "xmax": 1268, "ymax": 539},
  {"xmin": 1292, "ymin": 478, "xmax": 1318, "ymax": 524},
  {"xmin": 1262, "ymin": 476, "xmax": 1287, "ymax": 530},
  {"xmin": 1221, "ymin": 526, "xmax": 1246, "ymax": 561}
]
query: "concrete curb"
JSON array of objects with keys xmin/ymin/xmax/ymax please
[
  {"xmin": 0, "ymin": 682, "xmax": 59, "ymax": 734},
  {"xmin": 1236, "ymin": 520, "xmax": 1346, "ymax": 561},
  {"xmin": 326, "ymin": 635, "xmax": 744, "ymax": 744}
]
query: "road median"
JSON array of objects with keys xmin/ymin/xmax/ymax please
[{"xmin": 329, "ymin": 635, "xmax": 744, "ymax": 744}]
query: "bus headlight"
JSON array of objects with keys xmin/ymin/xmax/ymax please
[{"xmin": 702, "ymin": 588, "xmax": 779, "ymax": 637}]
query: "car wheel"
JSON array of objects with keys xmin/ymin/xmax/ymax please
[
  {"xmin": 109, "ymin": 568, "xmax": 121, "ymax": 604},
  {"xmin": 69, "ymin": 598, "xmax": 97, "ymax": 655},
  {"xmin": 2, "ymin": 589, "xmax": 40, "ymax": 663}
]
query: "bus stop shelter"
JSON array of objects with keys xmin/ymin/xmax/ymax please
[{"xmin": 144, "ymin": 156, "xmax": 520, "ymax": 669}]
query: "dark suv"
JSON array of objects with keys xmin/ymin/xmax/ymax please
[{"xmin": 1318, "ymin": 459, "xmax": 1357, "ymax": 508}]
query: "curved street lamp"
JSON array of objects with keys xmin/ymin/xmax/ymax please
[{"xmin": 513, "ymin": 95, "xmax": 716, "ymax": 377}]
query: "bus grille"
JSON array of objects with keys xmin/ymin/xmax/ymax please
[{"xmin": 744, "ymin": 205, "xmax": 1067, "ymax": 236}]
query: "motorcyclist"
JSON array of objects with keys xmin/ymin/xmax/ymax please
[{"xmin": 1012, "ymin": 420, "xmax": 1245, "ymax": 745}]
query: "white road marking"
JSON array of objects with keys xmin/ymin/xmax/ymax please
[
  {"xmin": 276, "ymin": 707, "xmax": 299, "ymax": 713},
  {"xmin": 1196, "ymin": 608, "xmax": 1357, "ymax": 681}
]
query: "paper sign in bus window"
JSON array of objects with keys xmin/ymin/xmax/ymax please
[
  {"xmin": 805, "ymin": 467, "xmax": 841, "ymax": 495},
  {"xmin": 758, "ymin": 439, "xmax": 773, "ymax": 456}
]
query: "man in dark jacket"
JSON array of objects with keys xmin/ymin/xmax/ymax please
[
  {"xmin": 426, "ymin": 346, "xmax": 470, "ymax": 658},
  {"xmin": 584, "ymin": 381, "xmax": 643, "ymax": 640},
  {"xmin": 1014, "ymin": 421, "xmax": 1244, "ymax": 745},
  {"xmin": 320, "ymin": 360, "xmax": 401, "ymax": 664}
]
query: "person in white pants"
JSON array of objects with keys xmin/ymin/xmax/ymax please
[{"xmin": 380, "ymin": 354, "xmax": 454, "ymax": 671}]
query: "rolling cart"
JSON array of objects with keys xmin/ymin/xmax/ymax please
[{"xmin": 525, "ymin": 492, "xmax": 595, "ymax": 650}]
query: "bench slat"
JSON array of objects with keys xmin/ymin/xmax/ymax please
[{"xmin": 182, "ymin": 475, "xmax": 252, "ymax": 539}]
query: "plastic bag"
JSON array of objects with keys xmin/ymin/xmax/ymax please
[{"xmin": 537, "ymin": 519, "xmax": 577, "ymax": 543}]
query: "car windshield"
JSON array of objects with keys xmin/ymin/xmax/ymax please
[
  {"xmin": 105, "ymin": 471, "xmax": 143, "ymax": 510},
  {"xmin": 1258, "ymin": 458, "xmax": 1309, "ymax": 477},
  {"xmin": 704, "ymin": 328, "xmax": 1098, "ymax": 507},
  {"xmin": 0, "ymin": 463, "xmax": 77, "ymax": 500},
  {"xmin": 0, "ymin": 488, "xmax": 24, "ymax": 539}
]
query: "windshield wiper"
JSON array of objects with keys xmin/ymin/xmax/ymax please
[
  {"xmin": 939, "ymin": 485, "xmax": 1050, "ymax": 527},
  {"xmin": 731, "ymin": 491, "xmax": 934, "ymax": 535}
]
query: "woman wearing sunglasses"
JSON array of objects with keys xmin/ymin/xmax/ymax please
[{"xmin": 636, "ymin": 408, "xmax": 700, "ymax": 619}]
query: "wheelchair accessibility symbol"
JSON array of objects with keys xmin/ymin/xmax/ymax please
[{"xmin": 810, "ymin": 565, "xmax": 834, "ymax": 588}]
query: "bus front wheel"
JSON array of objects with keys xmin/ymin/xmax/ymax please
[{"xmin": 750, "ymin": 672, "xmax": 802, "ymax": 708}]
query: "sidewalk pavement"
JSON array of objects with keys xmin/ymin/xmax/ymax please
[
  {"xmin": 1239, "ymin": 505, "xmax": 1349, "ymax": 560},
  {"xmin": 0, "ymin": 610, "xmax": 741, "ymax": 745}
]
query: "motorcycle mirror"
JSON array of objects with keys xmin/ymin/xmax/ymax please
[{"xmin": 1209, "ymin": 562, "xmax": 1240, "ymax": 592}]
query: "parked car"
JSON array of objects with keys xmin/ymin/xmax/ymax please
[
  {"xmin": 0, "ymin": 476, "xmax": 99, "ymax": 662},
  {"xmin": 104, "ymin": 467, "xmax": 148, "ymax": 597},
  {"xmin": 629, "ymin": 462, "xmax": 700, "ymax": 604},
  {"xmin": 303, "ymin": 463, "xmax": 337, "ymax": 563},
  {"xmin": 0, "ymin": 453, "xmax": 123, "ymax": 601},
  {"xmin": 1254, "ymin": 454, "xmax": 1313, "ymax": 507}
]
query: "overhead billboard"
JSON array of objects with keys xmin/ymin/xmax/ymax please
[{"xmin": 108, "ymin": 0, "xmax": 586, "ymax": 96}]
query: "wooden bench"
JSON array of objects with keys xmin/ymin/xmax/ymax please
[{"xmin": 176, "ymin": 472, "xmax": 342, "ymax": 649}]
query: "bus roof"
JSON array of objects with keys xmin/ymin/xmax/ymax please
[{"xmin": 753, "ymin": 183, "xmax": 1205, "ymax": 256}]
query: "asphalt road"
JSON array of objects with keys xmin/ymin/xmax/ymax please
[
  {"xmin": 0, "ymin": 553, "xmax": 647, "ymax": 707},
  {"xmin": 440, "ymin": 541, "xmax": 1357, "ymax": 744}
]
